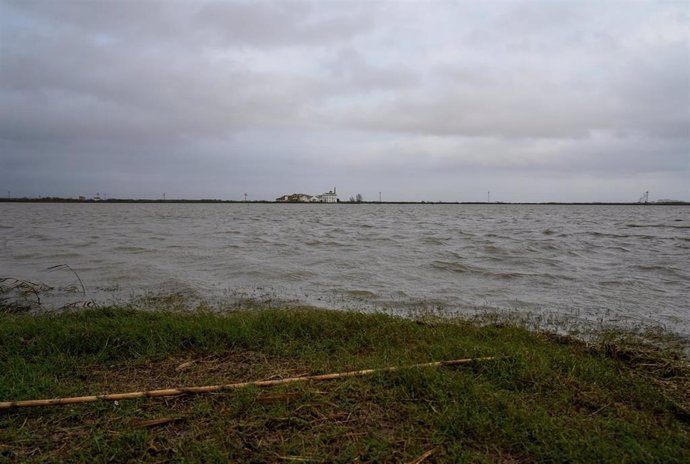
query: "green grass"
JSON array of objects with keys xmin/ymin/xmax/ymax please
[{"xmin": 0, "ymin": 306, "xmax": 688, "ymax": 463}]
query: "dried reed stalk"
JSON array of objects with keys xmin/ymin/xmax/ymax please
[{"xmin": 0, "ymin": 357, "xmax": 494, "ymax": 410}]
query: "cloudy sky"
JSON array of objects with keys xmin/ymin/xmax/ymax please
[{"xmin": 1, "ymin": 0, "xmax": 688, "ymax": 202}]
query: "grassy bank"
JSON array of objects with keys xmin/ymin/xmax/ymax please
[{"xmin": 1, "ymin": 307, "xmax": 688, "ymax": 463}]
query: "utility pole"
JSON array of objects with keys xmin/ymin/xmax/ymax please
[
  {"xmin": 244, "ymin": 193, "xmax": 248, "ymax": 202},
  {"xmin": 379, "ymin": 192, "xmax": 382, "ymax": 203},
  {"xmin": 163, "ymin": 193, "xmax": 166, "ymax": 201},
  {"xmin": 488, "ymin": 191, "xmax": 490, "ymax": 203}
]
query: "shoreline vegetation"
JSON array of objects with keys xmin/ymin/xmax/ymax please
[
  {"xmin": 1, "ymin": 302, "xmax": 688, "ymax": 462},
  {"xmin": 1, "ymin": 198, "xmax": 688, "ymax": 205}
]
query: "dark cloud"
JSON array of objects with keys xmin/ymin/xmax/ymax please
[{"xmin": 1, "ymin": 0, "xmax": 687, "ymax": 201}]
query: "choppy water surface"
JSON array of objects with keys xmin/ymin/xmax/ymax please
[{"xmin": 1, "ymin": 203, "xmax": 689, "ymax": 334}]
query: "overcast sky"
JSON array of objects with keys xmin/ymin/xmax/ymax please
[{"xmin": 1, "ymin": 0, "xmax": 688, "ymax": 202}]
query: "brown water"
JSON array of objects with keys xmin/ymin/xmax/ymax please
[{"xmin": 1, "ymin": 203, "xmax": 689, "ymax": 334}]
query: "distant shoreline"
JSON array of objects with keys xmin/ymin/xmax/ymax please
[{"xmin": 0, "ymin": 198, "xmax": 688, "ymax": 206}]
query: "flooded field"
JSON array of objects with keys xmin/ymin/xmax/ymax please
[{"xmin": 1, "ymin": 203, "xmax": 689, "ymax": 334}]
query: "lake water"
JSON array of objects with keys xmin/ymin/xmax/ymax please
[{"xmin": 1, "ymin": 203, "xmax": 689, "ymax": 335}]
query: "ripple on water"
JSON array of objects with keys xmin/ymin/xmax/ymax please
[
  {"xmin": 46, "ymin": 252, "xmax": 81, "ymax": 260},
  {"xmin": 344, "ymin": 289, "xmax": 380, "ymax": 299},
  {"xmin": 626, "ymin": 224, "xmax": 690, "ymax": 229},
  {"xmin": 421, "ymin": 236, "xmax": 452, "ymax": 245},
  {"xmin": 303, "ymin": 239, "xmax": 348, "ymax": 247},
  {"xmin": 279, "ymin": 270, "xmax": 318, "ymax": 282},
  {"xmin": 431, "ymin": 260, "xmax": 484, "ymax": 274},
  {"xmin": 631, "ymin": 264, "xmax": 688, "ymax": 280},
  {"xmin": 12, "ymin": 253, "xmax": 39, "ymax": 259},
  {"xmin": 111, "ymin": 246, "xmax": 150, "ymax": 254}
]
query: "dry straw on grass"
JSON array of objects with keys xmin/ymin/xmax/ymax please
[{"xmin": 0, "ymin": 357, "xmax": 494, "ymax": 409}]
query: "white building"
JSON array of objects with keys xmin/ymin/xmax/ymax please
[
  {"xmin": 276, "ymin": 188, "xmax": 338, "ymax": 203},
  {"xmin": 317, "ymin": 187, "xmax": 338, "ymax": 203}
]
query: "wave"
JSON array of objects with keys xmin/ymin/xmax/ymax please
[
  {"xmin": 633, "ymin": 264, "xmax": 687, "ymax": 276},
  {"xmin": 279, "ymin": 270, "xmax": 317, "ymax": 282},
  {"xmin": 303, "ymin": 239, "xmax": 348, "ymax": 247},
  {"xmin": 626, "ymin": 224, "xmax": 690, "ymax": 229},
  {"xmin": 344, "ymin": 289, "xmax": 380, "ymax": 299},
  {"xmin": 111, "ymin": 246, "xmax": 150, "ymax": 253},
  {"xmin": 585, "ymin": 231, "xmax": 631, "ymax": 239},
  {"xmin": 489, "ymin": 271, "xmax": 531, "ymax": 280},
  {"xmin": 422, "ymin": 236, "xmax": 451, "ymax": 245},
  {"xmin": 431, "ymin": 260, "xmax": 482, "ymax": 274}
]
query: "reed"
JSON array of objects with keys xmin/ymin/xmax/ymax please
[
  {"xmin": 1, "ymin": 265, "xmax": 93, "ymax": 312},
  {"xmin": 0, "ymin": 357, "xmax": 494, "ymax": 409}
]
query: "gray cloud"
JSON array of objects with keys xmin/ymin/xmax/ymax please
[
  {"xmin": 195, "ymin": 1, "xmax": 373, "ymax": 47},
  {"xmin": 1, "ymin": 0, "xmax": 687, "ymax": 201}
]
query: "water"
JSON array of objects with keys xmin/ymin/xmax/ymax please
[{"xmin": 1, "ymin": 203, "xmax": 689, "ymax": 334}]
